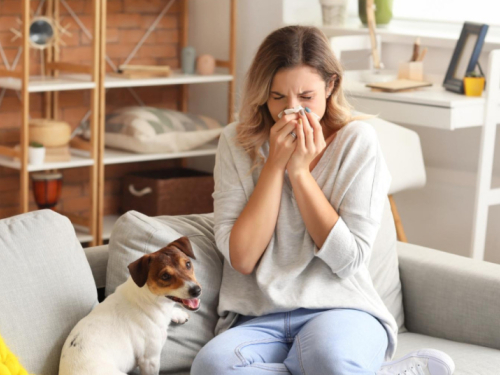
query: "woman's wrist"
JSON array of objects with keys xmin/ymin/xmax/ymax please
[
  {"xmin": 264, "ymin": 158, "xmax": 286, "ymax": 175},
  {"xmin": 287, "ymin": 166, "xmax": 311, "ymax": 183}
]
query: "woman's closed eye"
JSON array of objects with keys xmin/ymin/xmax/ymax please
[{"xmin": 272, "ymin": 96, "xmax": 312, "ymax": 100}]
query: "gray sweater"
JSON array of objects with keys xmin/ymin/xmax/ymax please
[{"xmin": 212, "ymin": 120, "xmax": 398, "ymax": 362}]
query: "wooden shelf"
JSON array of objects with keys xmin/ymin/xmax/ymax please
[
  {"xmin": 103, "ymin": 143, "xmax": 217, "ymax": 165},
  {"xmin": 0, "ymin": 74, "xmax": 96, "ymax": 92},
  {"xmin": 0, "ymin": 150, "xmax": 94, "ymax": 171},
  {"xmin": 70, "ymin": 143, "xmax": 218, "ymax": 166},
  {"xmin": 104, "ymin": 70, "xmax": 233, "ymax": 89}
]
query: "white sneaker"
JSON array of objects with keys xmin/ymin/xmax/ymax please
[{"xmin": 376, "ymin": 348, "xmax": 455, "ymax": 375}]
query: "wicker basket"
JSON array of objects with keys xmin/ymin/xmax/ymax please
[{"xmin": 122, "ymin": 168, "xmax": 214, "ymax": 216}]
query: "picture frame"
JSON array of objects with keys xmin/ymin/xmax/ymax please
[{"xmin": 443, "ymin": 22, "xmax": 489, "ymax": 94}]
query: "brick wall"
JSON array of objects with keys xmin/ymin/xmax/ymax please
[{"xmin": 0, "ymin": 0, "xmax": 184, "ymax": 219}]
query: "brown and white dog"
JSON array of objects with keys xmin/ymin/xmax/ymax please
[{"xmin": 59, "ymin": 236, "xmax": 202, "ymax": 375}]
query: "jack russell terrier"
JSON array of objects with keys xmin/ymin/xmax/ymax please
[{"xmin": 59, "ymin": 236, "xmax": 202, "ymax": 375}]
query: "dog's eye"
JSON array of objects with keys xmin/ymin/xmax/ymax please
[
  {"xmin": 186, "ymin": 261, "xmax": 191, "ymax": 269},
  {"xmin": 161, "ymin": 273, "xmax": 171, "ymax": 281}
]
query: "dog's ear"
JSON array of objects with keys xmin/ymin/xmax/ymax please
[
  {"xmin": 169, "ymin": 236, "xmax": 196, "ymax": 259},
  {"xmin": 128, "ymin": 254, "xmax": 152, "ymax": 287}
]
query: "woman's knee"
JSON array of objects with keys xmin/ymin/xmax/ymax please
[{"xmin": 191, "ymin": 341, "xmax": 235, "ymax": 375}]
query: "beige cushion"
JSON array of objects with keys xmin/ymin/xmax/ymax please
[
  {"xmin": 397, "ymin": 241, "xmax": 500, "ymax": 350},
  {"xmin": 0, "ymin": 210, "xmax": 98, "ymax": 375},
  {"xmin": 85, "ymin": 107, "xmax": 223, "ymax": 154}
]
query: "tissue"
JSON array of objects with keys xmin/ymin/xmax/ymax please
[{"xmin": 278, "ymin": 105, "xmax": 321, "ymax": 120}]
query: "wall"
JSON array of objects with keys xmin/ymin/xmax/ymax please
[{"xmin": 185, "ymin": 0, "xmax": 285, "ymax": 173}]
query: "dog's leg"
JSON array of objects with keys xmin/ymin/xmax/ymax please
[
  {"xmin": 138, "ymin": 358, "xmax": 160, "ymax": 375},
  {"xmin": 171, "ymin": 307, "xmax": 189, "ymax": 324}
]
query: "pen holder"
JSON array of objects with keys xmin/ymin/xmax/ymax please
[{"xmin": 398, "ymin": 61, "xmax": 423, "ymax": 81}]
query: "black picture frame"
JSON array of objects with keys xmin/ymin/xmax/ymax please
[{"xmin": 443, "ymin": 22, "xmax": 488, "ymax": 94}]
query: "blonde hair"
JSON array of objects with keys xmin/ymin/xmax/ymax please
[{"xmin": 236, "ymin": 25, "xmax": 372, "ymax": 173}]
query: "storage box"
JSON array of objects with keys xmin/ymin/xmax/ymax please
[{"xmin": 122, "ymin": 168, "xmax": 214, "ymax": 216}]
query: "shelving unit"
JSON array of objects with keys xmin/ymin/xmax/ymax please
[
  {"xmin": 0, "ymin": 74, "xmax": 96, "ymax": 92},
  {"xmin": 104, "ymin": 71, "xmax": 233, "ymax": 89},
  {"xmin": 92, "ymin": 0, "xmax": 237, "ymax": 245},
  {"xmin": 0, "ymin": 0, "xmax": 101, "ymax": 246},
  {"xmin": 0, "ymin": 0, "xmax": 236, "ymax": 246}
]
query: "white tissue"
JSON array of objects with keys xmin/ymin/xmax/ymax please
[{"xmin": 278, "ymin": 105, "xmax": 321, "ymax": 120}]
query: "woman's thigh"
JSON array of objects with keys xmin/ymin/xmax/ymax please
[
  {"xmin": 284, "ymin": 309, "xmax": 388, "ymax": 375},
  {"xmin": 191, "ymin": 314, "xmax": 293, "ymax": 375}
]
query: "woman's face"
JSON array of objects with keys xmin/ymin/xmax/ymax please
[{"xmin": 266, "ymin": 65, "xmax": 334, "ymax": 124}]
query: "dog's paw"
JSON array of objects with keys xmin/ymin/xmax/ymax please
[{"xmin": 171, "ymin": 307, "xmax": 190, "ymax": 324}]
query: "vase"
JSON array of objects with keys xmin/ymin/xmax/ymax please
[
  {"xmin": 31, "ymin": 172, "xmax": 63, "ymax": 210},
  {"xmin": 358, "ymin": 0, "xmax": 393, "ymax": 26},
  {"xmin": 182, "ymin": 46, "xmax": 196, "ymax": 74},
  {"xmin": 320, "ymin": 0, "xmax": 349, "ymax": 26}
]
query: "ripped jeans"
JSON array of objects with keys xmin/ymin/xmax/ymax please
[{"xmin": 191, "ymin": 308, "xmax": 388, "ymax": 375}]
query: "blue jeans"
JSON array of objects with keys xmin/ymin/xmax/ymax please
[{"xmin": 191, "ymin": 308, "xmax": 388, "ymax": 375}]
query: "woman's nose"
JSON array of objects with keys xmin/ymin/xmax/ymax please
[{"xmin": 286, "ymin": 99, "xmax": 301, "ymax": 110}]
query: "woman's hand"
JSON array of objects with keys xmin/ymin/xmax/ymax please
[
  {"xmin": 286, "ymin": 108, "xmax": 326, "ymax": 176},
  {"xmin": 266, "ymin": 113, "xmax": 300, "ymax": 172}
]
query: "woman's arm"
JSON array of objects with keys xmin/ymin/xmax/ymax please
[
  {"xmin": 213, "ymin": 115, "xmax": 298, "ymax": 275},
  {"xmin": 229, "ymin": 162, "xmax": 285, "ymax": 275},
  {"xmin": 288, "ymin": 169, "xmax": 338, "ymax": 250},
  {"xmin": 287, "ymin": 110, "xmax": 391, "ymax": 279}
]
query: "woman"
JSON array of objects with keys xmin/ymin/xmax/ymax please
[{"xmin": 191, "ymin": 25, "xmax": 454, "ymax": 375}]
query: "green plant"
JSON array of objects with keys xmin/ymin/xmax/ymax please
[
  {"xmin": 465, "ymin": 70, "xmax": 483, "ymax": 78},
  {"xmin": 29, "ymin": 141, "xmax": 44, "ymax": 148}
]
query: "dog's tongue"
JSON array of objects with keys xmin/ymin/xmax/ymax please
[{"xmin": 183, "ymin": 298, "xmax": 200, "ymax": 309}]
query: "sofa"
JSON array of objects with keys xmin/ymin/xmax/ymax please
[
  {"xmin": 1, "ymin": 208, "xmax": 500, "ymax": 375},
  {"xmin": 1, "ymin": 117, "xmax": 500, "ymax": 375}
]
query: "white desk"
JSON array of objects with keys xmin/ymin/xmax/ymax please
[
  {"xmin": 343, "ymin": 70, "xmax": 495, "ymax": 130},
  {"xmin": 343, "ymin": 68, "xmax": 500, "ymax": 260}
]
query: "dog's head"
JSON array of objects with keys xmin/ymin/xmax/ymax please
[{"xmin": 127, "ymin": 236, "xmax": 202, "ymax": 311}]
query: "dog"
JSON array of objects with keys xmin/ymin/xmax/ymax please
[{"xmin": 59, "ymin": 236, "xmax": 202, "ymax": 375}]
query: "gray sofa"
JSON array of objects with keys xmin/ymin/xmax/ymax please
[
  {"xmin": 1, "ymin": 209, "xmax": 500, "ymax": 375},
  {"xmin": 1, "ymin": 113, "xmax": 499, "ymax": 375}
]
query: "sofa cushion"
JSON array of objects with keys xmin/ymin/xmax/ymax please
[
  {"xmin": 396, "ymin": 332, "xmax": 500, "ymax": 375},
  {"xmin": 106, "ymin": 210, "xmax": 223, "ymax": 375},
  {"xmin": 0, "ymin": 210, "xmax": 98, "ymax": 375}
]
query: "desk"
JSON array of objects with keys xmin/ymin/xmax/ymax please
[
  {"xmin": 343, "ymin": 67, "xmax": 500, "ymax": 260},
  {"xmin": 343, "ymin": 70, "xmax": 493, "ymax": 130}
]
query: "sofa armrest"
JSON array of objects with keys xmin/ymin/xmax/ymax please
[
  {"xmin": 397, "ymin": 241, "xmax": 500, "ymax": 351},
  {"xmin": 84, "ymin": 245, "xmax": 108, "ymax": 289}
]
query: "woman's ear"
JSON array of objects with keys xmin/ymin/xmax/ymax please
[{"xmin": 327, "ymin": 74, "xmax": 337, "ymax": 97}]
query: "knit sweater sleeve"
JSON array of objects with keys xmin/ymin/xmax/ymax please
[
  {"xmin": 212, "ymin": 130, "xmax": 248, "ymax": 269},
  {"xmin": 314, "ymin": 125, "xmax": 392, "ymax": 279}
]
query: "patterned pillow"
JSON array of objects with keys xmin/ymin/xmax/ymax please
[{"xmin": 87, "ymin": 107, "xmax": 223, "ymax": 154}]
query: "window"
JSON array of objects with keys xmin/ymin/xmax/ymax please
[{"xmin": 347, "ymin": 1, "xmax": 498, "ymax": 27}]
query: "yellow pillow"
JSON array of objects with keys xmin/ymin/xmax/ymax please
[{"xmin": 0, "ymin": 334, "xmax": 29, "ymax": 375}]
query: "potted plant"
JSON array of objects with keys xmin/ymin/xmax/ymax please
[
  {"xmin": 28, "ymin": 141, "xmax": 46, "ymax": 165},
  {"xmin": 464, "ymin": 70, "xmax": 485, "ymax": 97},
  {"xmin": 359, "ymin": 0, "xmax": 394, "ymax": 26}
]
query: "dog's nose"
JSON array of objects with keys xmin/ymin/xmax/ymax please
[{"xmin": 189, "ymin": 285, "xmax": 201, "ymax": 298}]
